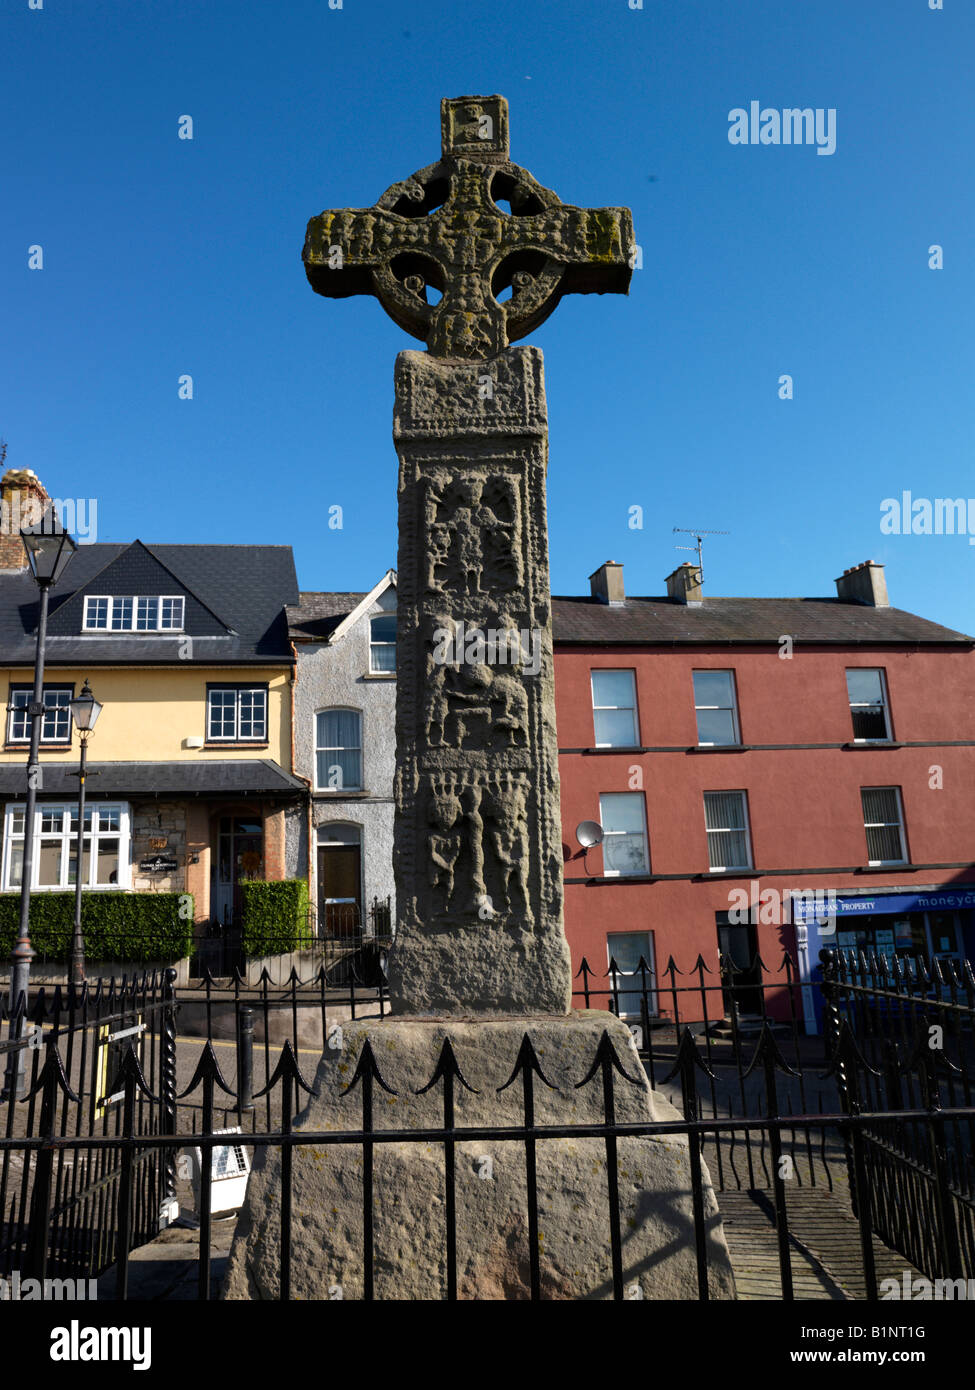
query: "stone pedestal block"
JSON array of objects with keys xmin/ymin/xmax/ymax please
[{"xmin": 223, "ymin": 1014, "xmax": 736, "ymax": 1301}]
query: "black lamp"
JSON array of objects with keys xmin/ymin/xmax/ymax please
[{"xmin": 21, "ymin": 505, "xmax": 76, "ymax": 585}]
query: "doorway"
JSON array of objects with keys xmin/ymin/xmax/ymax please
[
  {"xmin": 716, "ymin": 913, "xmax": 763, "ymax": 1016},
  {"xmin": 212, "ymin": 815, "xmax": 264, "ymax": 927},
  {"xmin": 317, "ymin": 824, "xmax": 362, "ymax": 938}
]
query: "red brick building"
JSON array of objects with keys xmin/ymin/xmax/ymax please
[{"xmin": 553, "ymin": 560, "xmax": 975, "ymax": 1031}]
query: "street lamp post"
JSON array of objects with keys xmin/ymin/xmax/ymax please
[
  {"xmin": 3, "ymin": 508, "xmax": 75, "ymax": 1098},
  {"xmin": 68, "ymin": 680, "xmax": 103, "ymax": 987}
]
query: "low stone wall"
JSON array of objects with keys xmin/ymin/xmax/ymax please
[
  {"xmin": 29, "ymin": 957, "xmax": 192, "ymax": 987},
  {"xmin": 174, "ymin": 998, "xmax": 383, "ymax": 1050}
]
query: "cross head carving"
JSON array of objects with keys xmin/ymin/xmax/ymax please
[{"xmin": 303, "ymin": 95, "xmax": 635, "ymax": 359}]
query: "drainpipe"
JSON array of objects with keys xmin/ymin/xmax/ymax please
[{"xmin": 290, "ymin": 639, "xmax": 315, "ymax": 932}]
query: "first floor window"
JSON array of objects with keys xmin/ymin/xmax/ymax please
[
  {"xmin": 6, "ymin": 686, "xmax": 73, "ymax": 744},
  {"xmin": 599, "ymin": 792, "xmax": 650, "ymax": 876},
  {"xmin": 369, "ymin": 615, "xmax": 397, "ymax": 673},
  {"xmin": 591, "ymin": 669, "xmax": 639, "ymax": 747},
  {"xmin": 607, "ymin": 930, "xmax": 657, "ymax": 1019},
  {"xmin": 861, "ymin": 787, "xmax": 908, "ymax": 865},
  {"xmin": 2, "ymin": 803, "xmax": 130, "ymax": 891},
  {"xmin": 316, "ymin": 709, "xmax": 363, "ymax": 791},
  {"xmin": 704, "ymin": 790, "xmax": 752, "ymax": 871},
  {"xmin": 207, "ymin": 686, "xmax": 268, "ymax": 741}
]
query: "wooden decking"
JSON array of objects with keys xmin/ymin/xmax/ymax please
[{"xmin": 718, "ymin": 1187, "xmax": 922, "ymax": 1300}]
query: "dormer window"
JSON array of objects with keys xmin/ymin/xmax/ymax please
[{"xmin": 83, "ymin": 596, "xmax": 185, "ymax": 632}]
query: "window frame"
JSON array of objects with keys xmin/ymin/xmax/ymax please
[
  {"xmin": 693, "ymin": 669, "xmax": 742, "ymax": 748},
  {"xmin": 861, "ymin": 786, "xmax": 908, "ymax": 867},
  {"xmin": 205, "ymin": 684, "xmax": 269, "ymax": 744},
  {"xmin": 83, "ymin": 595, "xmax": 186, "ymax": 633},
  {"xmin": 315, "ymin": 707, "xmax": 364, "ymax": 793},
  {"xmin": 846, "ymin": 667, "xmax": 893, "ymax": 743},
  {"xmin": 606, "ymin": 930, "xmax": 658, "ymax": 1020},
  {"xmin": 1, "ymin": 802, "xmax": 132, "ymax": 892},
  {"xmin": 368, "ymin": 615, "xmax": 397, "ymax": 674},
  {"xmin": 6, "ymin": 684, "xmax": 75, "ymax": 746},
  {"xmin": 590, "ymin": 669, "xmax": 640, "ymax": 749},
  {"xmin": 703, "ymin": 789, "xmax": 753, "ymax": 873},
  {"xmin": 598, "ymin": 791, "xmax": 651, "ymax": 878}
]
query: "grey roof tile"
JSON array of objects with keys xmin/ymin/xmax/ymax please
[
  {"xmin": 0, "ymin": 760, "xmax": 306, "ymax": 798},
  {"xmin": 550, "ymin": 595, "xmax": 973, "ymax": 646},
  {"xmin": 0, "ymin": 543, "xmax": 298, "ymax": 664}
]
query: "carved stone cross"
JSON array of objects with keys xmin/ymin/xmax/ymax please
[{"xmin": 303, "ymin": 95, "xmax": 634, "ymax": 358}]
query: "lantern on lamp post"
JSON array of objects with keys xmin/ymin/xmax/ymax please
[{"xmin": 68, "ymin": 681, "xmax": 103, "ymax": 986}]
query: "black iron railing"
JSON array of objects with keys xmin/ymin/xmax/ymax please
[{"xmin": 3, "ymin": 948, "xmax": 975, "ymax": 1300}]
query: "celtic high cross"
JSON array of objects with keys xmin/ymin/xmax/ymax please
[{"xmin": 303, "ymin": 95, "xmax": 634, "ymax": 358}]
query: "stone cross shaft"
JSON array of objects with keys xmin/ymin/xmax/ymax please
[{"xmin": 303, "ymin": 95, "xmax": 634, "ymax": 359}]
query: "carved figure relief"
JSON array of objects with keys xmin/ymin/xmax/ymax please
[
  {"xmin": 425, "ymin": 475, "xmax": 523, "ymax": 596},
  {"xmin": 424, "ymin": 774, "xmax": 532, "ymax": 925},
  {"xmin": 424, "ymin": 660, "xmax": 529, "ymax": 751}
]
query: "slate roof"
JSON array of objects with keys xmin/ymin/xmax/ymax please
[
  {"xmin": 0, "ymin": 543, "xmax": 299, "ymax": 665},
  {"xmin": 286, "ymin": 592, "xmax": 369, "ymax": 642},
  {"xmin": 550, "ymin": 596, "xmax": 973, "ymax": 646},
  {"xmin": 0, "ymin": 760, "xmax": 306, "ymax": 798}
]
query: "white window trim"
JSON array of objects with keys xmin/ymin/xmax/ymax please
[
  {"xmin": 368, "ymin": 616, "xmax": 397, "ymax": 675},
  {"xmin": 1, "ymin": 802, "xmax": 132, "ymax": 892},
  {"xmin": 82, "ymin": 595, "xmax": 185, "ymax": 633},
  {"xmin": 314, "ymin": 708, "xmax": 364, "ymax": 793},
  {"xmin": 693, "ymin": 670, "xmax": 741, "ymax": 747},
  {"xmin": 703, "ymin": 790, "xmax": 753, "ymax": 873},
  {"xmin": 591, "ymin": 669, "xmax": 639, "ymax": 748},
  {"xmin": 847, "ymin": 667, "xmax": 893, "ymax": 743},
  {"xmin": 206, "ymin": 687, "xmax": 268, "ymax": 742},
  {"xmin": 598, "ymin": 792, "xmax": 650, "ymax": 878},
  {"xmin": 862, "ymin": 786, "xmax": 908, "ymax": 867},
  {"xmin": 606, "ymin": 931, "xmax": 658, "ymax": 1019},
  {"xmin": 6, "ymin": 686, "xmax": 73, "ymax": 745}
]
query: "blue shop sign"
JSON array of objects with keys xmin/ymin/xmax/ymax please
[{"xmin": 794, "ymin": 888, "xmax": 975, "ymax": 921}]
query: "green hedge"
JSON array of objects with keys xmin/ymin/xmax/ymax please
[
  {"xmin": 0, "ymin": 892, "xmax": 193, "ymax": 964},
  {"xmin": 240, "ymin": 879, "xmax": 309, "ymax": 957}
]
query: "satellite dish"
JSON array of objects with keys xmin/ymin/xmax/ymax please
[{"xmin": 575, "ymin": 820, "xmax": 604, "ymax": 849}]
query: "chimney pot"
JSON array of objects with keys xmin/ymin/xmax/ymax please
[
  {"xmin": 0, "ymin": 466, "xmax": 51, "ymax": 572},
  {"xmin": 835, "ymin": 560, "xmax": 889, "ymax": 607},
  {"xmin": 589, "ymin": 561, "xmax": 625, "ymax": 606},
  {"xmin": 665, "ymin": 561, "xmax": 703, "ymax": 605}
]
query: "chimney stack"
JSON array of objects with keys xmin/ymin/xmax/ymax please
[
  {"xmin": 665, "ymin": 561, "xmax": 703, "ymax": 605},
  {"xmin": 0, "ymin": 466, "xmax": 51, "ymax": 572},
  {"xmin": 835, "ymin": 560, "xmax": 889, "ymax": 608},
  {"xmin": 589, "ymin": 561, "xmax": 625, "ymax": 606}
]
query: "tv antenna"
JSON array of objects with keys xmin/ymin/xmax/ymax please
[{"xmin": 672, "ymin": 527, "xmax": 729, "ymax": 585}]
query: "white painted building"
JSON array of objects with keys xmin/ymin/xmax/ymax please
[{"xmin": 287, "ymin": 572, "xmax": 397, "ymax": 939}]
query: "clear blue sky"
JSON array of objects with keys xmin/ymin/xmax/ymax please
[{"xmin": 3, "ymin": 0, "xmax": 973, "ymax": 633}]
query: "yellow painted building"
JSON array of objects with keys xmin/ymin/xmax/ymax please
[{"xmin": 0, "ymin": 468, "xmax": 306, "ymax": 937}]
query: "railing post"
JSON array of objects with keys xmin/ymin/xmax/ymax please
[
  {"xmin": 161, "ymin": 967, "xmax": 179, "ymax": 1213},
  {"xmin": 24, "ymin": 1039, "xmax": 60, "ymax": 1280},
  {"xmin": 237, "ymin": 1006, "xmax": 254, "ymax": 1122}
]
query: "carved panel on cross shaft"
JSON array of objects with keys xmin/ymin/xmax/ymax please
[
  {"xmin": 424, "ymin": 773, "xmax": 533, "ymax": 927},
  {"xmin": 424, "ymin": 473, "xmax": 523, "ymax": 596}
]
